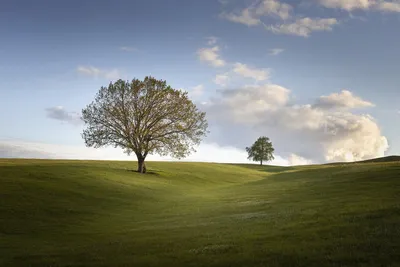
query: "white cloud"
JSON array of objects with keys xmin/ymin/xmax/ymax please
[
  {"xmin": 119, "ymin": 46, "xmax": 138, "ymax": 52},
  {"xmin": 220, "ymin": 0, "xmax": 346, "ymax": 37},
  {"xmin": 221, "ymin": 0, "xmax": 292, "ymax": 26},
  {"xmin": 287, "ymin": 154, "xmax": 314, "ymax": 166},
  {"xmin": 269, "ymin": 48, "xmax": 285, "ymax": 56},
  {"xmin": 213, "ymin": 73, "xmax": 230, "ymax": 86},
  {"xmin": 77, "ymin": 66, "xmax": 122, "ymax": 80},
  {"xmin": 221, "ymin": 8, "xmax": 261, "ymax": 26},
  {"xmin": 255, "ymin": 0, "xmax": 293, "ymax": 20},
  {"xmin": 378, "ymin": 1, "xmax": 400, "ymax": 12},
  {"xmin": 197, "ymin": 46, "xmax": 226, "ymax": 67},
  {"xmin": 271, "ymin": 104, "xmax": 326, "ymax": 131},
  {"xmin": 318, "ymin": 0, "xmax": 373, "ymax": 10},
  {"xmin": 233, "ymin": 63, "xmax": 271, "ymax": 81},
  {"xmin": 318, "ymin": 0, "xmax": 400, "ymax": 12},
  {"xmin": 208, "ymin": 84, "xmax": 290, "ymax": 124},
  {"xmin": 45, "ymin": 106, "xmax": 82, "ymax": 126},
  {"xmin": 322, "ymin": 113, "xmax": 389, "ymax": 162},
  {"xmin": 266, "ymin": 17, "xmax": 339, "ymax": 37},
  {"xmin": 314, "ymin": 90, "xmax": 375, "ymax": 110},
  {"xmin": 77, "ymin": 66, "xmax": 102, "ymax": 76},
  {"xmin": 205, "ymin": 85, "xmax": 388, "ymax": 163},
  {"xmin": 191, "ymin": 84, "xmax": 204, "ymax": 97}
]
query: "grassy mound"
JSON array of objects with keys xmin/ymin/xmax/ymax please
[
  {"xmin": 358, "ymin": 155, "xmax": 400, "ymax": 163},
  {"xmin": 1, "ymin": 159, "xmax": 399, "ymax": 266},
  {"xmin": 326, "ymin": 155, "xmax": 400, "ymax": 166}
]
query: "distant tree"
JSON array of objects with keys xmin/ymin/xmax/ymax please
[
  {"xmin": 246, "ymin": 136, "xmax": 275, "ymax": 166},
  {"xmin": 81, "ymin": 77, "xmax": 208, "ymax": 173}
]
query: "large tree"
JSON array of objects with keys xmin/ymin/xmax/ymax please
[
  {"xmin": 246, "ymin": 136, "xmax": 275, "ymax": 166},
  {"xmin": 81, "ymin": 76, "xmax": 208, "ymax": 173}
]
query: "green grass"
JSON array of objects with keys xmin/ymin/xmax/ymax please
[{"xmin": 1, "ymin": 159, "xmax": 400, "ymax": 266}]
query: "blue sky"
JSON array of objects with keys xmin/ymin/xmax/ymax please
[{"xmin": 1, "ymin": 0, "xmax": 399, "ymax": 165}]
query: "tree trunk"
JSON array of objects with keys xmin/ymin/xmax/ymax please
[
  {"xmin": 260, "ymin": 159, "xmax": 263, "ymax": 166},
  {"xmin": 137, "ymin": 157, "xmax": 147, "ymax": 174}
]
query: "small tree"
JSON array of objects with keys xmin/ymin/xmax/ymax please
[
  {"xmin": 246, "ymin": 136, "xmax": 274, "ymax": 166},
  {"xmin": 81, "ymin": 76, "xmax": 208, "ymax": 173}
]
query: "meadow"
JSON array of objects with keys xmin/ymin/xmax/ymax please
[{"xmin": 1, "ymin": 159, "xmax": 399, "ymax": 266}]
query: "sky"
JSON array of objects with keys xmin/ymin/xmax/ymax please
[{"xmin": 1, "ymin": 0, "xmax": 400, "ymax": 166}]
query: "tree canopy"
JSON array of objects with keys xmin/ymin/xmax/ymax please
[
  {"xmin": 246, "ymin": 136, "xmax": 275, "ymax": 166},
  {"xmin": 81, "ymin": 76, "xmax": 208, "ymax": 173}
]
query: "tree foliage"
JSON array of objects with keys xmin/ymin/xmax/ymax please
[
  {"xmin": 81, "ymin": 77, "xmax": 208, "ymax": 173},
  {"xmin": 246, "ymin": 136, "xmax": 275, "ymax": 166}
]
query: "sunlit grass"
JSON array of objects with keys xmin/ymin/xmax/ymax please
[{"xmin": 1, "ymin": 159, "xmax": 399, "ymax": 266}]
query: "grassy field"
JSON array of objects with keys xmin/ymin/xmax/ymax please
[{"xmin": 1, "ymin": 159, "xmax": 399, "ymax": 266}]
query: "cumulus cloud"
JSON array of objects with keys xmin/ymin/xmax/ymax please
[
  {"xmin": 190, "ymin": 84, "xmax": 204, "ymax": 97},
  {"xmin": 287, "ymin": 154, "xmax": 314, "ymax": 166},
  {"xmin": 221, "ymin": 8, "xmax": 261, "ymax": 26},
  {"xmin": 233, "ymin": 63, "xmax": 271, "ymax": 81},
  {"xmin": 269, "ymin": 48, "xmax": 285, "ymax": 56},
  {"xmin": 208, "ymin": 84, "xmax": 290, "ymax": 124},
  {"xmin": 221, "ymin": 0, "xmax": 292, "ymax": 26},
  {"xmin": 255, "ymin": 0, "xmax": 293, "ymax": 20},
  {"xmin": 204, "ymin": 85, "xmax": 388, "ymax": 163},
  {"xmin": 322, "ymin": 113, "xmax": 388, "ymax": 162},
  {"xmin": 317, "ymin": 0, "xmax": 373, "ymax": 10},
  {"xmin": 222, "ymin": 0, "xmax": 400, "ymax": 37},
  {"xmin": 266, "ymin": 17, "xmax": 339, "ymax": 37},
  {"xmin": 317, "ymin": 0, "xmax": 400, "ymax": 12},
  {"xmin": 45, "ymin": 106, "xmax": 82, "ymax": 126},
  {"xmin": 314, "ymin": 90, "xmax": 375, "ymax": 110},
  {"xmin": 77, "ymin": 66, "xmax": 122, "ymax": 80},
  {"xmin": 221, "ymin": 0, "xmax": 340, "ymax": 37},
  {"xmin": 214, "ymin": 73, "xmax": 230, "ymax": 86},
  {"xmin": 378, "ymin": 1, "xmax": 400, "ymax": 12},
  {"xmin": 197, "ymin": 46, "xmax": 226, "ymax": 67}
]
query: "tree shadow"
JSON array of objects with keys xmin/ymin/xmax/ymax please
[{"xmin": 125, "ymin": 169, "xmax": 162, "ymax": 176}]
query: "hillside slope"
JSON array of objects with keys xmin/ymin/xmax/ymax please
[
  {"xmin": 358, "ymin": 155, "xmax": 400, "ymax": 163},
  {"xmin": 326, "ymin": 155, "xmax": 400, "ymax": 166},
  {"xmin": 1, "ymin": 159, "xmax": 399, "ymax": 266}
]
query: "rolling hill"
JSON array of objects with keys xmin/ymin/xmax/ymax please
[
  {"xmin": 1, "ymin": 159, "xmax": 399, "ymax": 266},
  {"xmin": 358, "ymin": 155, "xmax": 400, "ymax": 163},
  {"xmin": 325, "ymin": 155, "xmax": 400, "ymax": 166}
]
